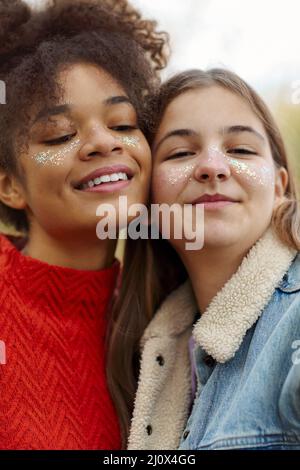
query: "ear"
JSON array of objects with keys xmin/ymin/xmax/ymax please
[
  {"xmin": 0, "ymin": 170, "xmax": 27, "ymax": 210},
  {"xmin": 274, "ymin": 166, "xmax": 289, "ymax": 200}
]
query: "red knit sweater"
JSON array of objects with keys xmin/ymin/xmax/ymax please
[{"xmin": 0, "ymin": 234, "xmax": 121, "ymax": 450}]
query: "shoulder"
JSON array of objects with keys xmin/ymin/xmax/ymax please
[
  {"xmin": 0, "ymin": 233, "xmax": 11, "ymax": 261},
  {"xmin": 0, "ymin": 233, "xmax": 26, "ymax": 280}
]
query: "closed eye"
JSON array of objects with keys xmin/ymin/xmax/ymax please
[
  {"xmin": 111, "ymin": 125, "xmax": 138, "ymax": 132},
  {"xmin": 167, "ymin": 151, "xmax": 195, "ymax": 160},
  {"xmin": 227, "ymin": 148, "xmax": 257, "ymax": 156},
  {"xmin": 43, "ymin": 133, "xmax": 76, "ymax": 146}
]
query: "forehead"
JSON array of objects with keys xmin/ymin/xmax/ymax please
[
  {"xmin": 157, "ymin": 85, "xmax": 266, "ymax": 138},
  {"xmin": 57, "ymin": 63, "xmax": 126, "ymax": 103},
  {"xmin": 30, "ymin": 63, "xmax": 135, "ymax": 126}
]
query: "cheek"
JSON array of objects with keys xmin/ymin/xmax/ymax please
[
  {"xmin": 138, "ymin": 144, "xmax": 152, "ymax": 178},
  {"xmin": 165, "ymin": 163, "xmax": 195, "ymax": 186},
  {"xmin": 31, "ymin": 138, "xmax": 81, "ymax": 167},
  {"xmin": 22, "ymin": 158, "xmax": 70, "ymax": 204},
  {"xmin": 152, "ymin": 162, "xmax": 195, "ymax": 186},
  {"xmin": 151, "ymin": 163, "xmax": 193, "ymax": 204},
  {"xmin": 228, "ymin": 158, "xmax": 275, "ymax": 194},
  {"xmin": 116, "ymin": 135, "xmax": 141, "ymax": 148},
  {"xmin": 27, "ymin": 141, "xmax": 82, "ymax": 192}
]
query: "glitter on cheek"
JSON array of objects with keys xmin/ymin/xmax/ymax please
[
  {"xmin": 226, "ymin": 156, "xmax": 275, "ymax": 186},
  {"xmin": 116, "ymin": 135, "xmax": 140, "ymax": 148},
  {"xmin": 32, "ymin": 138, "xmax": 81, "ymax": 167},
  {"xmin": 165, "ymin": 163, "xmax": 195, "ymax": 186}
]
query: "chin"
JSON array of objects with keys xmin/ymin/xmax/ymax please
[{"xmin": 203, "ymin": 225, "xmax": 240, "ymax": 249}]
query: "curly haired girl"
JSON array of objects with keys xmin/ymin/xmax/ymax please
[{"xmin": 0, "ymin": 0, "xmax": 168, "ymax": 450}]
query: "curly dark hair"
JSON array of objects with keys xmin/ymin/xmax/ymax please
[{"xmin": 0, "ymin": 0, "xmax": 169, "ymax": 232}]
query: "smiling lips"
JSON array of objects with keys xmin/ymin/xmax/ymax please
[
  {"xmin": 191, "ymin": 193, "xmax": 239, "ymax": 210},
  {"xmin": 74, "ymin": 165, "xmax": 134, "ymax": 193}
]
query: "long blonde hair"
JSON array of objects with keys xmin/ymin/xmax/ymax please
[{"xmin": 106, "ymin": 68, "xmax": 300, "ymax": 447}]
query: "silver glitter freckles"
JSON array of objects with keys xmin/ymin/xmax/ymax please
[{"xmin": 33, "ymin": 138, "xmax": 81, "ymax": 166}]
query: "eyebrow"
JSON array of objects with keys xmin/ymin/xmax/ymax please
[
  {"xmin": 103, "ymin": 95, "xmax": 133, "ymax": 107},
  {"xmin": 33, "ymin": 95, "xmax": 133, "ymax": 124},
  {"xmin": 223, "ymin": 125, "xmax": 265, "ymax": 142},
  {"xmin": 154, "ymin": 124, "xmax": 266, "ymax": 152},
  {"xmin": 33, "ymin": 104, "xmax": 71, "ymax": 123},
  {"xmin": 153, "ymin": 128, "xmax": 198, "ymax": 152}
]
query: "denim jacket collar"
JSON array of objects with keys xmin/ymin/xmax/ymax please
[{"xmin": 277, "ymin": 252, "xmax": 300, "ymax": 293}]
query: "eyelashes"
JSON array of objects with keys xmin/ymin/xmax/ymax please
[
  {"xmin": 42, "ymin": 125, "xmax": 138, "ymax": 146},
  {"xmin": 111, "ymin": 125, "xmax": 138, "ymax": 132},
  {"xmin": 227, "ymin": 148, "xmax": 258, "ymax": 156},
  {"xmin": 43, "ymin": 133, "xmax": 77, "ymax": 146},
  {"xmin": 166, "ymin": 148, "xmax": 258, "ymax": 160},
  {"xmin": 167, "ymin": 151, "xmax": 195, "ymax": 160}
]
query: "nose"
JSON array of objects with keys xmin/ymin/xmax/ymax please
[
  {"xmin": 78, "ymin": 126, "xmax": 122, "ymax": 161},
  {"xmin": 194, "ymin": 147, "xmax": 231, "ymax": 183}
]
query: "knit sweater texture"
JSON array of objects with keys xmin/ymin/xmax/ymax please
[{"xmin": 0, "ymin": 234, "xmax": 121, "ymax": 450}]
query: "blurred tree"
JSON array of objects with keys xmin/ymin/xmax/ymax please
[{"xmin": 275, "ymin": 101, "xmax": 300, "ymax": 195}]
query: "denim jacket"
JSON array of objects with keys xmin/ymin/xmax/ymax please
[
  {"xmin": 179, "ymin": 253, "xmax": 300, "ymax": 450},
  {"xmin": 128, "ymin": 228, "xmax": 300, "ymax": 450}
]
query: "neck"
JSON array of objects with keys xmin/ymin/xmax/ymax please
[
  {"xmin": 23, "ymin": 225, "xmax": 117, "ymax": 271},
  {"xmin": 179, "ymin": 242, "xmax": 250, "ymax": 314}
]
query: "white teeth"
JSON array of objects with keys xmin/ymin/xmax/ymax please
[
  {"xmin": 80, "ymin": 172, "xmax": 130, "ymax": 189},
  {"xmin": 117, "ymin": 172, "xmax": 128, "ymax": 181},
  {"xmin": 100, "ymin": 175, "xmax": 111, "ymax": 183}
]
